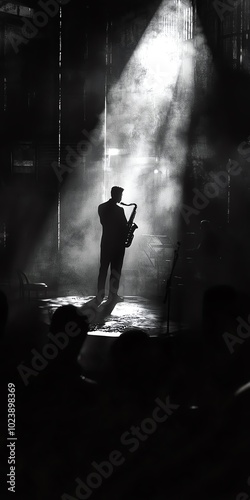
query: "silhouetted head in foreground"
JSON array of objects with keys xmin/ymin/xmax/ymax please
[
  {"xmin": 50, "ymin": 305, "xmax": 89, "ymax": 371},
  {"xmin": 202, "ymin": 285, "xmax": 250, "ymax": 391},
  {"xmin": 202, "ymin": 284, "xmax": 238, "ymax": 361},
  {"xmin": 202, "ymin": 284, "xmax": 238, "ymax": 337},
  {"xmin": 111, "ymin": 186, "xmax": 124, "ymax": 203},
  {"xmin": 109, "ymin": 328, "xmax": 152, "ymax": 392}
]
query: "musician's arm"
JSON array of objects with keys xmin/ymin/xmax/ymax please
[
  {"xmin": 121, "ymin": 207, "xmax": 127, "ymax": 225},
  {"xmin": 98, "ymin": 205, "xmax": 104, "ymax": 225}
]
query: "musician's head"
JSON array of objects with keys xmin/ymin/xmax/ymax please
[{"xmin": 111, "ymin": 186, "xmax": 124, "ymax": 203}]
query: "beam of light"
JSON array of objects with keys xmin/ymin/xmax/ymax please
[
  {"xmin": 92, "ymin": 0, "xmax": 201, "ymax": 280},
  {"xmin": 26, "ymin": 0, "xmax": 213, "ymax": 298},
  {"xmin": 99, "ymin": 0, "xmax": 196, "ymax": 249}
]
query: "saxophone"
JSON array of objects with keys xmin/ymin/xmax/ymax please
[{"xmin": 120, "ymin": 202, "xmax": 138, "ymax": 247}]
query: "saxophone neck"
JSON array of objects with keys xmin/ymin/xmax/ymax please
[{"xmin": 120, "ymin": 202, "xmax": 137, "ymax": 209}]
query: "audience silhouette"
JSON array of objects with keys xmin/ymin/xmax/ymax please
[{"xmin": 3, "ymin": 276, "xmax": 250, "ymax": 500}]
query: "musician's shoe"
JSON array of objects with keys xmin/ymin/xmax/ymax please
[
  {"xmin": 115, "ymin": 295, "xmax": 124, "ymax": 303},
  {"xmin": 94, "ymin": 295, "xmax": 103, "ymax": 306},
  {"xmin": 107, "ymin": 294, "xmax": 124, "ymax": 303}
]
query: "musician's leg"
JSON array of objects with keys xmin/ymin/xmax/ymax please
[
  {"xmin": 97, "ymin": 249, "xmax": 110, "ymax": 301},
  {"xmin": 109, "ymin": 247, "xmax": 125, "ymax": 297}
]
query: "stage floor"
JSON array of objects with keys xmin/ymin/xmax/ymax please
[
  {"xmin": 38, "ymin": 295, "xmax": 180, "ymax": 336},
  {"xmin": 38, "ymin": 295, "xmax": 183, "ymax": 377}
]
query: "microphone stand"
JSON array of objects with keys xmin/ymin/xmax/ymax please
[{"xmin": 164, "ymin": 242, "xmax": 181, "ymax": 335}]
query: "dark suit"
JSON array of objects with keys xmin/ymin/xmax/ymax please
[{"xmin": 97, "ymin": 199, "xmax": 127, "ymax": 299}]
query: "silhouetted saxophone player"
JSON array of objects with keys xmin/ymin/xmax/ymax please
[{"xmin": 96, "ymin": 186, "xmax": 137, "ymax": 304}]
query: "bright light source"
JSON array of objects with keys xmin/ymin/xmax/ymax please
[
  {"xmin": 137, "ymin": 33, "xmax": 181, "ymax": 93},
  {"xmin": 154, "ymin": 169, "xmax": 159, "ymax": 174},
  {"xmin": 108, "ymin": 148, "xmax": 120, "ymax": 156}
]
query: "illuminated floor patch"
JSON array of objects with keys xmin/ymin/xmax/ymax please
[{"xmin": 39, "ymin": 295, "xmax": 180, "ymax": 336}]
